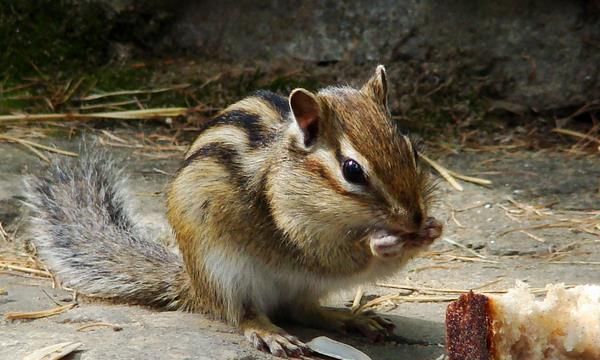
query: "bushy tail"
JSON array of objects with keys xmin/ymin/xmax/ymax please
[{"xmin": 23, "ymin": 146, "xmax": 190, "ymax": 310}]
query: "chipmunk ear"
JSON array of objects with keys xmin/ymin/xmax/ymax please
[
  {"xmin": 361, "ymin": 65, "xmax": 388, "ymax": 110},
  {"xmin": 289, "ymin": 88, "xmax": 320, "ymax": 146}
]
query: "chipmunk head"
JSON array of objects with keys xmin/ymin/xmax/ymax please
[{"xmin": 270, "ymin": 65, "xmax": 442, "ymax": 265}]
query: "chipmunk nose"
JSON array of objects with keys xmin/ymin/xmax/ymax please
[{"xmin": 413, "ymin": 210, "xmax": 424, "ymax": 229}]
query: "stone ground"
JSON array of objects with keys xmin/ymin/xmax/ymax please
[{"xmin": 0, "ymin": 131, "xmax": 598, "ymax": 360}]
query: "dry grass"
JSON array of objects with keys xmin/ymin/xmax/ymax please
[
  {"xmin": 355, "ymin": 282, "xmax": 576, "ymax": 312},
  {"xmin": 2, "ymin": 76, "xmax": 595, "ymax": 200},
  {"xmin": 498, "ymin": 199, "xmax": 599, "ymax": 238},
  {"xmin": 4, "ymin": 303, "xmax": 76, "ymax": 320},
  {"xmin": 0, "ymin": 75, "xmax": 598, "ymax": 338},
  {"xmin": 440, "ymin": 197, "xmax": 599, "ymax": 267},
  {"xmin": 0, "ymin": 225, "xmax": 54, "ymax": 282},
  {"xmin": 0, "ymin": 262, "xmax": 52, "ymax": 278},
  {"xmin": 419, "ymin": 153, "xmax": 464, "ymax": 191},
  {"xmin": 0, "ymin": 79, "xmax": 192, "ymax": 161},
  {"xmin": 441, "ymin": 237, "xmax": 487, "ymax": 259},
  {"xmin": 0, "ymin": 133, "xmax": 77, "ymax": 162},
  {"xmin": 552, "ymin": 127, "xmax": 600, "ymax": 146},
  {"xmin": 0, "ymin": 108, "xmax": 188, "ymax": 123},
  {"xmin": 76, "ymin": 322, "xmax": 123, "ymax": 332},
  {"xmin": 79, "ymin": 84, "xmax": 190, "ymax": 101},
  {"xmin": 351, "ymin": 287, "xmax": 364, "ymax": 314}
]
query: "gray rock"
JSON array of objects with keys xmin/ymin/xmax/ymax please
[{"xmin": 171, "ymin": 0, "xmax": 599, "ymax": 109}]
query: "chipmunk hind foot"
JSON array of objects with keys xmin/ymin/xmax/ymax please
[{"xmin": 241, "ymin": 311, "xmax": 309, "ymax": 358}]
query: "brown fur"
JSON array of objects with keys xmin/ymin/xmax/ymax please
[
  {"xmin": 27, "ymin": 66, "xmax": 442, "ymax": 358},
  {"xmin": 167, "ymin": 67, "xmax": 440, "ymax": 339}
]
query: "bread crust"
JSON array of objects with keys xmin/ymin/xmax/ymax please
[{"xmin": 446, "ymin": 291, "xmax": 494, "ymax": 360}]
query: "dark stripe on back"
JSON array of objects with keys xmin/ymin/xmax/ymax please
[
  {"xmin": 253, "ymin": 90, "xmax": 291, "ymax": 118},
  {"xmin": 178, "ymin": 142, "xmax": 274, "ymax": 218},
  {"xmin": 179, "ymin": 142, "xmax": 257, "ymax": 196},
  {"xmin": 196, "ymin": 110, "xmax": 275, "ymax": 148},
  {"xmin": 178, "ymin": 141, "xmax": 297, "ymax": 257}
]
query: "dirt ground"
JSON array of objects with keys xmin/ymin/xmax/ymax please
[{"xmin": 0, "ymin": 128, "xmax": 598, "ymax": 360}]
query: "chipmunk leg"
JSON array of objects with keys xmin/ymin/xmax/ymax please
[
  {"xmin": 240, "ymin": 310, "xmax": 308, "ymax": 358},
  {"xmin": 293, "ymin": 303, "xmax": 395, "ymax": 342}
]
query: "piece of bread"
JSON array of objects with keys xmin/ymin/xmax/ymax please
[{"xmin": 446, "ymin": 282, "xmax": 600, "ymax": 360}]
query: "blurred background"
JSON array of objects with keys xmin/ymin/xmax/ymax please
[{"xmin": 1, "ymin": 0, "xmax": 599, "ymax": 132}]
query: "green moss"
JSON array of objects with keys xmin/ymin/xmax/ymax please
[
  {"xmin": 0, "ymin": 1, "xmax": 111, "ymax": 78},
  {"xmin": 0, "ymin": 0, "xmax": 176, "ymax": 83}
]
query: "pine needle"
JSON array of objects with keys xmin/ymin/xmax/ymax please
[
  {"xmin": 0, "ymin": 262, "xmax": 52, "ymax": 277},
  {"xmin": 0, "ymin": 108, "xmax": 188, "ymax": 123},
  {"xmin": 0, "ymin": 134, "xmax": 78, "ymax": 158},
  {"xmin": 442, "ymin": 237, "xmax": 487, "ymax": 259},
  {"xmin": 419, "ymin": 153, "xmax": 463, "ymax": 191},
  {"xmin": 552, "ymin": 128, "xmax": 600, "ymax": 144},
  {"xmin": 360, "ymin": 283, "xmax": 577, "ymax": 310},
  {"xmin": 446, "ymin": 169, "xmax": 492, "ymax": 185},
  {"xmin": 5, "ymin": 303, "xmax": 76, "ymax": 320},
  {"xmin": 77, "ymin": 322, "xmax": 123, "ymax": 332},
  {"xmin": 17, "ymin": 141, "xmax": 50, "ymax": 162},
  {"xmin": 445, "ymin": 255, "xmax": 499, "ymax": 264},
  {"xmin": 79, "ymin": 84, "xmax": 190, "ymax": 101},
  {"xmin": 546, "ymin": 261, "xmax": 600, "ymax": 265},
  {"xmin": 351, "ymin": 287, "xmax": 364, "ymax": 314}
]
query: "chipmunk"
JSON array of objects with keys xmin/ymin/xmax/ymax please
[{"xmin": 24, "ymin": 65, "xmax": 443, "ymax": 358}]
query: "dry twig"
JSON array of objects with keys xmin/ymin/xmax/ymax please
[
  {"xmin": 552, "ymin": 128, "xmax": 600, "ymax": 145},
  {"xmin": 546, "ymin": 261, "xmax": 600, "ymax": 265},
  {"xmin": 442, "ymin": 238, "xmax": 487, "ymax": 259},
  {"xmin": 5, "ymin": 303, "xmax": 76, "ymax": 320},
  {"xmin": 0, "ymin": 262, "xmax": 52, "ymax": 278},
  {"xmin": 351, "ymin": 287, "xmax": 364, "ymax": 314},
  {"xmin": 77, "ymin": 322, "xmax": 123, "ymax": 332},
  {"xmin": 444, "ymin": 255, "xmax": 499, "ymax": 264},
  {"xmin": 359, "ymin": 282, "xmax": 576, "ymax": 311},
  {"xmin": 419, "ymin": 153, "xmax": 463, "ymax": 191},
  {"xmin": 79, "ymin": 84, "xmax": 190, "ymax": 101},
  {"xmin": 0, "ymin": 134, "xmax": 78, "ymax": 158},
  {"xmin": 0, "ymin": 108, "xmax": 188, "ymax": 123}
]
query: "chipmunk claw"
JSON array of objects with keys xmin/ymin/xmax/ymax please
[
  {"xmin": 360, "ymin": 310, "xmax": 396, "ymax": 331},
  {"xmin": 245, "ymin": 327, "xmax": 308, "ymax": 358},
  {"xmin": 300, "ymin": 308, "xmax": 395, "ymax": 343},
  {"xmin": 343, "ymin": 312, "xmax": 396, "ymax": 342}
]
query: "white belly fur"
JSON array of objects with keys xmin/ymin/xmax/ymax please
[{"xmin": 203, "ymin": 246, "xmax": 406, "ymax": 324}]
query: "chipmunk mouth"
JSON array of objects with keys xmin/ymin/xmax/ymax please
[{"xmin": 368, "ymin": 217, "xmax": 443, "ymax": 258}]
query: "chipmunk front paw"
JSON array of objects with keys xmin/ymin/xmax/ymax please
[
  {"xmin": 296, "ymin": 306, "xmax": 395, "ymax": 343},
  {"xmin": 369, "ymin": 216, "xmax": 443, "ymax": 258},
  {"xmin": 329, "ymin": 310, "xmax": 395, "ymax": 342}
]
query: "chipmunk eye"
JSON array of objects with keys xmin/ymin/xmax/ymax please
[{"xmin": 342, "ymin": 159, "xmax": 367, "ymax": 185}]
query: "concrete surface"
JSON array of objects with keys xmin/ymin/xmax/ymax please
[{"xmin": 0, "ymin": 132, "xmax": 598, "ymax": 360}]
